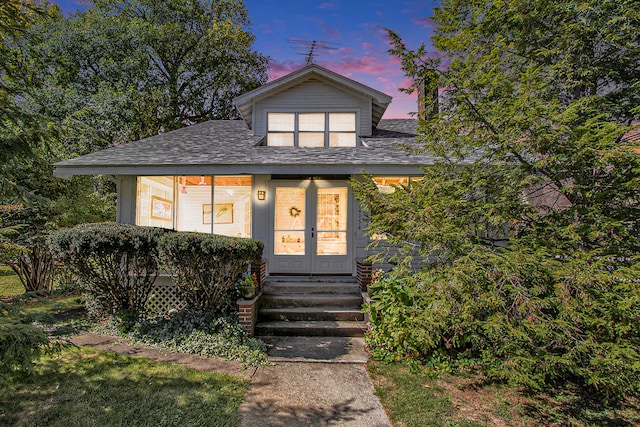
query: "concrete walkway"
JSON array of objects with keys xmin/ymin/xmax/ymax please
[{"xmin": 70, "ymin": 333, "xmax": 392, "ymax": 427}]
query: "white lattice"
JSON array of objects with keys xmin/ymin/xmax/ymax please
[{"xmin": 146, "ymin": 284, "xmax": 186, "ymax": 316}]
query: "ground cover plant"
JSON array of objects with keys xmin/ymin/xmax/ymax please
[
  {"xmin": 0, "ymin": 346, "xmax": 248, "ymax": 427},
  {"xmin": 368, "ymin": 360, "xmax": 640, "ymax": 427},
  {"xmin": 98, "ymin": 308, "xmax": 270, "ymax": 367}
]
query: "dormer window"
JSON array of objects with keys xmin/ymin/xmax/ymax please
[{"xmin": 267, "ymin": 112, "xmax": 356, "ymax": 147}]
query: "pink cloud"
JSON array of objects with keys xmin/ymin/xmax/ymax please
[
  {"xmin": 318, "ymin": 2, "xmax": 337, "ymax": 9},
  {"xmin": 267, "ymin": 59, "xmax": 306, "ymax": 80},
  {"xmin": 413, "ymin": 16, "xmax": 438, "ymax": 29}
]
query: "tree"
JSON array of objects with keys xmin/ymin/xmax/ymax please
[
  {"xmin": 0, "ymin": 0, "xmax": 50, "ymax": 165},
  {"xmin": 35, "ymin": 0, "xmax": 268, "ymax": 153},
  {"xmin": 356, "ymin": 0, "xmax": 640, "ymax": 398}
]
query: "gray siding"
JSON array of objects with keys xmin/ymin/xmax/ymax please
[
  {"xmin": 117, "ymin": 175, "xmax": 137, "ymax": 224},
  {"xmin": 253, "ymin": 78, "xmax": 372, "ymax": 137}
]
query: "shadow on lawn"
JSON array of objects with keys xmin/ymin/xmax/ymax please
[
  {"xmin": 519, "ymin": 384, "xmax": 640, "ymax": 427},
  {"xmin": 2, "ymin": 347, "xmax": 247, "ymax": 427}
]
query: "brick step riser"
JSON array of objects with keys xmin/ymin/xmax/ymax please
[{"xmin": 259, "ymin": 310, "xmax": 365, "ymax": 322}]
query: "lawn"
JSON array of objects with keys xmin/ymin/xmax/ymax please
[
  {"xmin": 1, "ymin": 294, "xmax": 250, "ymax": 426},
  {"xmin": 0, "ymin": 347, "xmax": 249, "ymax": 426},
  {"xmin": 368, "ymin": 361, "xmax": 640, "ymax": 427},
  {"xmin": 0, "ymin": 265, "xmax": 24, "ymax": 298}
]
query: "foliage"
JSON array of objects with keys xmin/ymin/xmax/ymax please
[
  {"xmin": 102, "ymin": 307, "xmax": 269, "ymax": 366},
  {"xmin": 32, "ymin": 0, "xmax": 268, "ymax": 155},
  {"xmin": 48, "ymin": 223, "xmax": 166, "ymax": 319},
  {"xmin": 358, "ymin": 0, "xmax": 640, "ymax": 399},
  {"xmin": 0, "ymin": 321, "xmax": 50, "ymax": 373},
  {"xmin": 158, "ymin": 232, "xmax": 263, "ymax": 310},
  {"xmin": 0, "ymin": 346, "xmax": 248, "ymax": 426},
  {"xmin": 0, "ymin": 299, "xmax": 65, "ymax": 374},
  {"xmin": 0, "ymin": 0, "xmax": 51, "ymax": 164}
]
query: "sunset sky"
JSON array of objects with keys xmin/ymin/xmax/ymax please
[{"xmin": 53, "ymin": 0, "xmax": 439, "ymax": 118}]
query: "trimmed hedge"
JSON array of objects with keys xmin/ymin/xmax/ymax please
[
  {"xmin": 158, "ymin": 232, "xmax": 264, "ymax": 310},
  {"xmin": 49, "ymin": 223, "xmax": 165, "ymax": 318}
]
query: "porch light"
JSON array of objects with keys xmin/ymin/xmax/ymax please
[
  {"xmin": 257, "ymin": 190, "xmax": 266, "ymax": 201},
  {"xmin": 198, "ymin": 176, "xmax": 206, "ymax": 185}
]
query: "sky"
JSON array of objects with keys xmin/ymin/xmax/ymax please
[{"xmin": 53, "ymin": 0, "xmax": 439, "ymax": 119}]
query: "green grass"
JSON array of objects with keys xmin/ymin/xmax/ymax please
[
  {"xmin": 368, "ymin": 361, "xmax": 640, "ymax": 427},
  {"xmin": 368, "ymin": 361, "xmax": 485, "ymax": 427},
  {"xmin": 0, "ymin": 346, "xmax": 249, "ymax": 426},
  {"xmin": 0, "ymin": 265, "xmax": 24, "ymax": 298}
]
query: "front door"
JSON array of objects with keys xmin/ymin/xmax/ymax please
[{"xmin": 270, "ymin": 179, "xmax": 352, "ymax": 275}]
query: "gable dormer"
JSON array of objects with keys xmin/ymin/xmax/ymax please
[{"xmin": 233, "ymin": 64, "xmax": 392, "ymax": 144}]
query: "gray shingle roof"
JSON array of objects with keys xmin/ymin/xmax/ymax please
[{"xmin": 54, "ymin": 119, "xmax": 435, "ymax": 177}]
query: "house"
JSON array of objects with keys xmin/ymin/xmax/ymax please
[{"xmin": 54, "ymin": 64, "xmax": 434, "ymax": 280}]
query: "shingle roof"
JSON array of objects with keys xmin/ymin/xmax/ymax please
[{"xmin": 53, "ymin": 119, "xmax": 435, "ymax": 177}]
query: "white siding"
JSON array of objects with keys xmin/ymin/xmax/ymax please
[{"xmin": 253, "ymin": 78, "xmax": 372, "ymax": 137}]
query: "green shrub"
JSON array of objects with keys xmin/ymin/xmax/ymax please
[
  {"xmin": 158, "ymin": 232, "xmax": 263, "ymax": 311},
  {"xmin": 49, "ymin": 223, "xmax": 166, "ymax": 320},
  {"xmin": 365, "ymin": 249, "xmax": 640, "ymax": 400}
]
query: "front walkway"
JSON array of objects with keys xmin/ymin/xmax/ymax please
[{"xmin": 70, "ymin": 333, "xmax": 392, "ymax": 427}]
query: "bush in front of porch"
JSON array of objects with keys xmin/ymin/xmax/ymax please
[{"xmin": 158, "ymin": 232, "xmax": 263, "ymax": 311}]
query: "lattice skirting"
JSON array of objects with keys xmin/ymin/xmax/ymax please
[{"xmin": 146, "ymin": 284, "xmax": 186, "ymax": 316}]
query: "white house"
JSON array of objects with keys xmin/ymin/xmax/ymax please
[{"xmin": 53, "ymin": 64, "xmax": 434, "ymax": 278}]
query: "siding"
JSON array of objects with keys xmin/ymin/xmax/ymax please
[{"xmin": 253, "ymin": 78, "xmax": 372, "ymax": 137}]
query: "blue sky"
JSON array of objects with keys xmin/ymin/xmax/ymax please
[{"xmin": 53, "ymin": 0, "xmax": 438, "ymax": 118}]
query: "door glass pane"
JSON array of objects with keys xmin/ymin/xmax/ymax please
[
  {"xmin": 275, "ymin": 187, "xmax": 305, "ymax": 255},
  {"xmin": 316, "ymin": 188, "xmax": 347, "ymax": 255}
]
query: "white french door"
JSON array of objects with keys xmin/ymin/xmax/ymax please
[{"xmin": 270, "ymin": 180, "xmax": 351, "ymax": 274}]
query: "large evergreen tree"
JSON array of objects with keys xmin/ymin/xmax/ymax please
[{"xmin": 356, "ymin": 0, "xmax": 640, "ymax": 398}]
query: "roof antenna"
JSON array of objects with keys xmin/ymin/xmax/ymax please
[{"xmin": 287, "ymin": 39, "xmax": 341, "ymax": 65}]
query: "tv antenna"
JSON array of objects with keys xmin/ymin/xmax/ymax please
[{"xmin": 288, "ymin": 39, "xmax": 341, "ymax": 65}]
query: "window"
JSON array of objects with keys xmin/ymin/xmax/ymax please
[
  {"xmin": 267, "ymin": 112, "xmax": 356, "ymax": 147},
  {"xmin": 136, "ymin": 175, "xmax": 252, "ymax": 237}
]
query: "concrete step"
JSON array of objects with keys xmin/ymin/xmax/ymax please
[
  {"xmin": 255, "ymin": 320, "xmax": 367, "ymax": 337},
  {"xmin": 261, "ymin": 293, "xmax": 363, "ymax": 308},
  {"xmin": 260, "ymin": 307, "xmax": 365, "ymax": 322},
  {"xmin": 264, "ymin": 282, "xmax": 360, "ymax": 295},
  {"xmin": 267, "ymin": 276, "xmax": 357, "ymax": 284}
]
